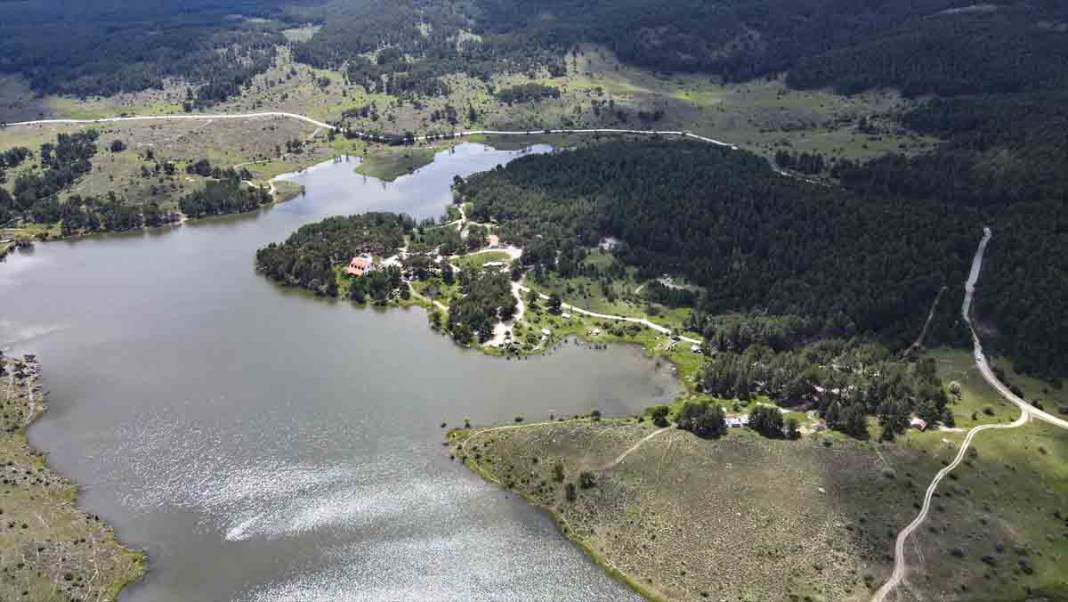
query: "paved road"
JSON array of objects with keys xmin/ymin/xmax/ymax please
[
  {"xmin": 5, "ymin": 112, "xmax": 739, "ymax": 150},
  {"xmin": 872, "ymin": 226, "xmax": 1068, "ymax": 602},
  {"xmin": 964, "ymin": 228, "xmax": 1068, "ymax": 430},
  {"xmin": 7, "ymin": 111, "xmax": 336, "ymax": 131}
]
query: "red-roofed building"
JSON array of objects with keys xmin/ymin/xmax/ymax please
[{"xmin": 345, "ymin": 254, "xmax": 376, "ymax": 277}]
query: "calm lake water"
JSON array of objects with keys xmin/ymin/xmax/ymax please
[{"xmin": 0, "ymin": 143, "xmax": 676, "ymax": 601}]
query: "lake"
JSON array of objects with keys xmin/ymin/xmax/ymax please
[{"xmin": 0, "ymin": 143, "xmax": 677, "ymax": 601}]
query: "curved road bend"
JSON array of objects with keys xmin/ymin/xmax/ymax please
[{"xmin": 872, "ymin": 226, "xmax": 1068, "ymax": 602}]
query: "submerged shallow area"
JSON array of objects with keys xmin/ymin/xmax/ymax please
[{"xmin": 0, "ymin": 144, "xmax": 677, "ymax": 601}]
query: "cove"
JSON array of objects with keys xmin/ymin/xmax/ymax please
[{"xmin": 0, "ymin": 143, "xmax": 677, "ymax": 601}]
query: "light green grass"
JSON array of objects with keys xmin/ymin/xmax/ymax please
[
  {"xmin": 354, "ymin": 146, "xmax": 439, "ymax": 181},
  {"xmin": 453, "ymin": 251, "xmax": 511, "ymax": 271}
]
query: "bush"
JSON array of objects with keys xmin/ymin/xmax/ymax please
[
  {"xmin": 579, "ymin": 471, "xmax": 596, "ymax": 489},
  {"xmin": 565, "ymin": 482, "xmax": 577, "ymax": 502},
  {"xmin": 648, "ymin": 405, "xmax": 670, "ymax": 428}
]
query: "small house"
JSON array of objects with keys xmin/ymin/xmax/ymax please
[
  {"xmin": 598, "ymin": 237, "xmax": 621, "ymax": 251},
  {"xmin": 909, "ymin": 417, "xmax": 928, "ymax": 431},
  {"xmin": 725, "ymin": 415, "xmax": 750, "ymax": 428},
  {"xmin": 345, "ymin": 254, "xmax": 376, "ymax": 277}
]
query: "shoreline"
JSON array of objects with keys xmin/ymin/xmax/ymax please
[
  {"xmin": 0, "ymin": 177, "xmax": 304, "ymax": 259},
  {"xmin": 448, "ymin": 419, "xmax": 670, "ymax": 602},
  {"xmin": 0, "ymin": 354, "xmax": 145, "ymax": 600}
]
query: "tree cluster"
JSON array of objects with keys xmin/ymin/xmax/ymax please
[
  {"xmin": 787, "ymin": 6, "xmax": 1068, "ymax": 97},
  {"xmin": 291, "ymin": 0, "xmax": 562, "ymax": 102},
  {"xmin": 495, "ymin": 83, "xmax": 561, "ymax": 105},
  {"xmin": 1, "ymin": 131, "xmax": 98, "ymax": 225},
  {"xmin": 676, "ymin": 401, "xmax": 726, "ymax": 439},
  {"xmin": 57, "ymin": 193, "xmax": 177, "ymax": 234},
  {"xmin": 701, "ymin": 337, "xmax": 949, "ymax": 439},
  {"xmin": 177, "ymin": 171, "xmax": 271, "ymax": 218},
  {"xmin": 256, "ymin": 212, "xmax": 413, "ymax": 296},
  {"xmin": 447, "ymin": 270, "xmax": 516, "ymax": 345},
  {"xmin": 832, "ymin": 91, "xmax": 1068, "ymax": 377}
]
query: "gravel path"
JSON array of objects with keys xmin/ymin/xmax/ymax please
[{"xmin": 872, "ymin": 226, "xmax": 1068, "ymax": 602}]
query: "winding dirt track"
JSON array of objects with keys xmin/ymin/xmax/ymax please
[
  {"xmin": 517, "ymin": 284, "xmax": 702, "ymax": 345},
  {"xmin": 871, "ymin": 226, "xmax": 1068, "ymax": 602},
  {"xmin": 870, "ymin": 411, "xmax": 1029, "ymax": 602},
  {"xmin": 600, "ymin": 427, "xmax": 671, "ymax": 470}
]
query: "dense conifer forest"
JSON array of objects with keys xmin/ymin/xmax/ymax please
[
  {"xmin": 459, "ymin": 140, "xmax": 978, "ymax": 346},
  {"xmin": 457, "ymin": 138, "xmax": 1065, "ymax": 379},
  {"xmin": 8, "ymin": 0, "xmax": 1065, "ymax": 106},
  {"xmin": 0, "ymin": 0, "xmax": 303, "ymax": 103}
]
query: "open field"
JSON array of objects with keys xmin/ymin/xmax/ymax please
[
  {"xmin": 897, "ymin": 420, "xmax": 1068, "ymax": 602},
  {"xmin": 526, "ymin": 254, "xmax": 697, "ymax": 338},
  {"xmin": 990, "ymin": 356, "xmax": 1068, "ymax": 411},
  {"xmin": 890, "ymin": 349, "xmax": 1068, "ymax": 601},
  {"xmin": 353, "ymin": 145, "xmax": 440, "ymax": 181},
  {"xmin": 452, "ymin": 347, "xmax": 1068, "ymax": 602},
  {"xmin": 1, "ymin": 117, "xmax": 326, "ymax": 225},
  {"xmin": 0, "ymin": 355, "xmax": 144, "ymax": 601},
  {"xmin": 928, "ymin": 348, "xmax": 1025, "ymax": 429},
  {"xmin": 451, "ymin": 419, "xmax": 934, "ymax": 602}
]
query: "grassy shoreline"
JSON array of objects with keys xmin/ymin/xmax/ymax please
[
  {"xmin": 449, "ymin": 351, "xmax": 1068, "ymax": 602},
  {"xmin": 449, "ymin": 419, "xmax": 671, "ymax": 602},
  {"xmin": 0, "ymin": 354, "xmax": 145, "ymax": 601}
]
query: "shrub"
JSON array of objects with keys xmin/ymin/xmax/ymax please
[
  {"xmin": 565, "ymin": 482, "xmax": 577, "ymax": 502},
  {"xmin": 648, "ymin": 405, "xmax": 671, "ymax": 427},
  {"xmin": 553, "ymin": 461, "xmax": 565, "ymax": 483},
  {"xmin": 579, "ymin": 471, "xmax": 596, "ymax": 489}
]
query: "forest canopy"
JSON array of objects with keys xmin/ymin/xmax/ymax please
[
  {"xmin": 457, "ymin": 139, "xmax": 1067, "ymax": 378},
  {"xmin": 458, "ymin": 140, "xmax": 980, "ymax": 349},
  {"xmin": 7, "ymin": 0, "xmax": 1065, "ymax": 103},
  {"xmin": 0, "ymin": 0, "xmax": 304, "ymax": 102}
]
